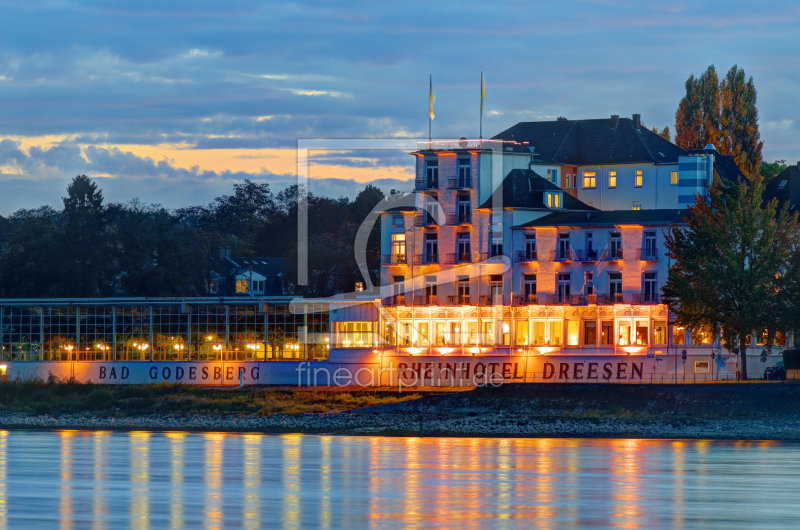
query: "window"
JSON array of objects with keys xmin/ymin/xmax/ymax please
[
  {"xmin": 635, "ymin": 322, "xmax": 648, "ymax": 345},
  {"xmin": 547, "ymin": 169, "xmax": 559, "ymax": 185},
  {"xmin": 425, "ymin": 160, "xmax": 439, "ymax": 188},
  {"xmin": 566, "ymin": 174, "xmax": 572, "ymax": 189},
  {"xmin": 618, "ymin": 323, "xmax": 631, "ymax": 345},
  {"xmin": 516, "ymin": 321, "xmax": 529, "ymax": 346},
  {"xmin": 557, "ymin": 273, "xmax": 570, "ymax": 300},
  {"xmin": 654, "ymin": 321, "xmax": 667, "ymax": 345},
  {"xmin": 338, "ymin": 322, "xmax": 373, "ymax": 347},
  {"xmin": 557, "ymin": 233, "xmax": 570, "ymax": 261},
  {"xmin": 643, "ymin": 231, "xmax": 657, "ymax": 259},
  {"xmin": 391, "ymin": 233, "xmax": 406, "ymax": 263},
  {"xmin": 523, "ymin": 274, "xmax": 536, "ymax": 302},
  {"xmin": 490, "ymin": 233, "xmax": 503, "ymax": 257},
  {"xmin": 424, "ymin": 234, "xmax": 438, "ymax": 263},
  {"xmin": 609, "ymin": 272, "xmax": 622, "ymax": 297},
  {"xmin": 549, "ymin": 321, "xmax": 562, "ymax": 345},
  {"xmin": 545, "ymin": 192, "xmax": 562, "ymax": 208},
  {"xmin": 252, "ymin": 280, "xmax": 264, "ymax": 293},
  {"xmin": 392, "ymin": 215, "xmax": 403, "ymax": 227},
  {"xmin": 524, "ymin": 234, "xmax": 536, "ymax": 260},
  {"xmin": 585, "ymin": 271, "xmax": 594, "ymax": 295},
  {"xmin": 609, "ymin": 231, "xmax": 622, "ymax": 259},
  {"xmin": 671, "ymin": 171, "xmax": 678, "ymax": 185},
  {"xmin": 601, "ymin": 321, "xmax": 614, "ymax": 345},
  {"xmin": 500, "ymin": 321, "xmax": 510, "ymax": 345},
  {"xmin": 392, "ymin": 275, "xmax": 404, "ymax": 299},
  {"xmin": 236, "ymin": 280, "xmax": 249, "ymax": 293},
  {"xmin": 457, "ymin": 196, "xmax": 471, "ymax": 223},
  {"xmin": 424, "ymin": 276, "xmax": 437, "ymax": 305},
  {"xmin": 532, "ymin": 322, "xmax": 546, "ymax": 345},
  {"xmin": 457, "ymin": 158, "xmax": 471, "ymax": 187},
  {"xmin": 567, "ymin": 321, "xmax": 580, "ymax": 346},
  {"xmin": 608, "ymin": 171, "xmax": 617, "ymax": 188},
  {"xmin": 457, "ymin": 276, "xmax": 470, "ymax": 305},
  {"xmin": 635, "ymin": 170, "xmax": 643, "ymax": 187},
  {"xmin": 779, "ymin": 180, "xmax": 788, "ymax": 190},
  {"xmin": 457, "ymin": 233, "xmax": 470, "ymax": 262},
  {"xmin": 490, "ymin": 275, "xmax": 503, "ymax": 305},
  {"xmin": 583, "ymin": 172, "xmax": 596, "ymax": 189},
  {"xmin": 643, "ymin": 272, "xmax": 658, "ymax": 302},
  {"xmin": 424, "ymin": 193, "xmax": 439, "ymax": 224},
  {"xmin": 632, "ymin": 201, "xmax": 641, "ymax": 211},
  {"xmin": 673, "ymin": 326, "xmax": 685, "ymax": 345},
  {"xmin": 482, "ymin": 321, "xmax": 494, "ymax": 345},
  {"xmin": 584, "ymin": 321, "xmax": 597, "ymax": 345}
]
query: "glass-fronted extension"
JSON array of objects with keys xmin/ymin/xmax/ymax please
[{"xmin": 0, "ymin": 299, "xmax": 329, "ymax": 362}]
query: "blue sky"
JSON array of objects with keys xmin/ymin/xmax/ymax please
[{"xmin": 0, "ymin": 0, "xmax": 798, "ymax": 213}]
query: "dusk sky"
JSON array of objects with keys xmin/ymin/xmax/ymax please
[{"xmin": 1, "ymin": 0, "xmax": 798, "ymax": 214}]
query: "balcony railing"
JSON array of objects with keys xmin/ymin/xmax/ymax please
[
  {"xmin": 414, "ymin": 294, "xmax": 439, "ymax": 306},
  {"xmin": 381, "ymin": 254, "xmax": 407, "ymax": 265},
  {"xmin": 573, "ymin": 249, "xmax": 599, "ymax": 262},
  {"xmin": 413, "ymin": 253, "xmax": 439, "ymax": 265},
  {"xmin": 601, "ymin": 249, "xmax": 624, "ymax": 261},
  {"xmin": 595, "ymin": 293, "xmax": 625, "ymax": 305},
  {"xmin": 414, "ymin": 178, "xmax": 439, "ymax": 191},
  {"xmin": 479, "ymin": 252, "xmax": 505, "ymax": 262},
  {"xmin": 512, "ymin": 294, "xmax": 538, "ymax": 306},
  {"xmin": 446, "ymin": 295, "xmax": 471, "ymax": 305},
  {"xmin": 514, "ymin": 250, "xmax": 537, "ymax": 263},
  {"xmin": 446, "ymin": 212, "xmax": 472, "ymax": 225},
  {"xmin": 446, "ymin": 252, "xmax": 473, "ymax": 264},
  {"xmin": 637, "ymin": 248, "xmax": 659, "ymax": 261},
  {"xmin": 446, "ymin": 177, "xmax": 473, "ymax": 190},
  {"xmin": 551, "ymin": 249, "xmax": 574, "ymax": 262},
  {"xmin": 413, "ymin": 214, "xmax": 440, "ymax": 227},
  {"xmin": 383, "ymin": 295, "xmax": 406, "ymax": 307},
  {"xmin": 632, "ymin": 292, "xmax": 661, "ymax": 304}
]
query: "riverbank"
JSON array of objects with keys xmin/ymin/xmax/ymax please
[{"xmin": 1, "ymin": 382, "xmax": 799, "ymax": 439}]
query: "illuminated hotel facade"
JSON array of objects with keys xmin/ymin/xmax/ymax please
[{"xmin": 0, "ymin": 116, "xmax": 788, "ymax": 384}]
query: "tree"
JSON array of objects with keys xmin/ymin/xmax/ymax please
[
  {"xmin": 674, "ymin": 74, "xmax": 704, "ymax": 150},
  {"xmin": 761, "ymin": 160, "xmax": 787, "ymax": 181},
  {"xmin": 720, "ymin": 65, "xmax": 764, "ymax": 179},
  {"xmin": 698, "ymin": 65, "xmax": 721, "ymax": 148},
  {"xmin": 662, "ymin": 174, "xmax": 798, "ymax": 380},
  {"xmin": 650, "ymin": 125, "xmax": 671, "ymax": 142},
  {"xmin": 0, "ymin": 207, "xmax": 64, "ymax": 297},
  {"xmin": 204, "ymin": 180, "xmax": 274, "ymax": 255},
  {"xmin": 62, "ymin": 175, "xmax": 115, "ymax": 297}
]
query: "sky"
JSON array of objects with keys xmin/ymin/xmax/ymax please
[{"xmin": 0, "ymin": 0, "xmax": 799, "ymax": 214}]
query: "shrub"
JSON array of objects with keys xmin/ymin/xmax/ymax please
[{"xmin": 783, "ymin": 349, "xmax": 800, "ymax": 370}]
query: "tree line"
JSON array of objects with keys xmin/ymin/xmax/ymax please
[{"xmin": 0, "ymin": 176, "xmax": 394, "ymax": 299}]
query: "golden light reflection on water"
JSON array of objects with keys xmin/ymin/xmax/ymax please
[
  {"xmin": 243, "ymin": 434, "xmax": 261, "ymax": 530},
  {"xmin": 319, "ymin": 436, "xmax": 331, "ymax": 530},
  {"xmin": 610, "ymin": 439, "xmax": 643, "ymax": 529},
  {"xmin": 0, "ymin": 430, "xmax": 7, "ymax": 530},
  {"xmin": 282, "ymin": 434, "xmax": 302, "ymax": 529},
  {"xmin": 672, "ymin": 441, "xmax": 685, "ymax": 530},
  {"xmin": 59, "ymin": 430, "xmax": 75, "ymax": 530},
  {"xmin": 92, "ymin": 432, "xmax": 109, "ymax": 530},
  {"xmin": 130, "ymin": 431, "xmax": 150, "ymax": 530},
  {"xmin": 204, "ymin": 433, "xmax": 225, "ymax": 530},
  {"xmin": 165, "ymin": 433, "xmax": 186, "ymax": 530}
]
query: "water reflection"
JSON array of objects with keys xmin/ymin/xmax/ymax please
[{"xmin": 0, "ymin": 432, "xmax": 798, "ymax": 529}]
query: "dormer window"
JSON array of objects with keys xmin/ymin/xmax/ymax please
[
  {"xmin": 545, "ymin": 192, "xmax": 562, "ymax": 209},
  {"xmin": 779, "ymin": 180, "xmax": 788, "ymax": 190}
]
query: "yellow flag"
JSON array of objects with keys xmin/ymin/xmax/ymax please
[
  {"xmin": 429, "ymin": 75, "xmax": 435, "ymax": 120},
  {"xmin": 480, "ymin": 72, "xmax": 487, "ymax": 114}
]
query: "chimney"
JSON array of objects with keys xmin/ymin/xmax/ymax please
[
  {"xmin": 610, "ymin": 115, "xmax": 619, "ymax": 128},
  {"xmin": 632, "ymin": 114, "xmax": 641, "ymax": 128}
]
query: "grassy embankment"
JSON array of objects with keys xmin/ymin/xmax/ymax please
[{"xmin": 0, "ymin": 380, "xmax": 423, "ymax": 417}]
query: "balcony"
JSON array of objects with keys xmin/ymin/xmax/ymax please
[
  {"xmin": 637, "ymin": 248, "xmax": 660, "ymax": 261},
  {"xmin": 413, "ymin": 253, "xmax": 439, "ymax": 265},
  {"xmin": 479, "ymin": 251, "xmax": 505, "ymax": 263},
  {"xmin": 595, "ymin": 293, "xmax": 625, "ymax": 305},
  {"xmin": 383, "ymin": 295, "xmax": 406, "ymax": 307},
  {"xmin": 446, "ymin": 212, "xmax": 472, "ymax": 226},
  {"xmin": 446, "ymin": 295, "xmax": 471, "ymax": 306},
  {"xmin": 514, "ymin": 250, "xmax": 538, "ymax": 263},
  {"xmin": 632, "ymin": 292, "xmax": 661, "ymax": 305},
  {"xmin": 600, "ymin": 249, "xmax": 624, "ymax": 261},
  {"xmin": 446, "ymin": 177, "xmax": 473, "ymax": 190},
  {"xmin": 572, "ymin": 249, "xmax": 599, "ymax": 263},
  {"xmin": 445, "ymin": 252, "xmax": 473, "ymax": 265},
  {"xmin": 413, "ymin": 214, "xmax": 441, "ymax": 227},
  {"xmin": 414, "ymin": 294, "xmax": 439, "ymax": 306},
  {"xmin": 414, "ymin": 178, "xmax": 439, "ymax": 191},
  {"xmin": 381, "ymin": 254, "xmax": 407, "ymax": 265},
  {"xmin": 551, "ymin": 249, "xmax": 574, "ymax": 263},
  {"xmin": 512, "ymin": 294, "xmax": 538, "ymax": 306}
]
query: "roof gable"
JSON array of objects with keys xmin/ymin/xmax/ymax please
[{"xmin": 478, "ymin": 169, "xmax": 598, "ymax": 211}]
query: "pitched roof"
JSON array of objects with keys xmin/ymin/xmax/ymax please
[
  {"xmin": 491, "ymin": 117, "xmax": 687, "ymax": 165},
  {"xmin": 478, "ymin": 169, "xmax": 598, "ymax": 211},
  {"xmin": 685, "ymin": 150, "xmax": 749, "ymax": 182},
  {"xmin": 763, "ymin": 164, "xmax": 800, "ymax": 212},
  {"xmin": 516, "ymin": 209, "xmax": 689, "ymax": 228}
]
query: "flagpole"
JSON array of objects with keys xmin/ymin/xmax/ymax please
[
  {"xmin": 428, "ymin": 74, "xmax": 432, "ymax": 146},
  {"xmin": 480, "ymin": 71, "xmax": 483, "ymax": 141}
]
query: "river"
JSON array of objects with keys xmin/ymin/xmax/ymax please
[{"xmin": 0, "ymin": 430, "xmax": 796, "ymax": 529}]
